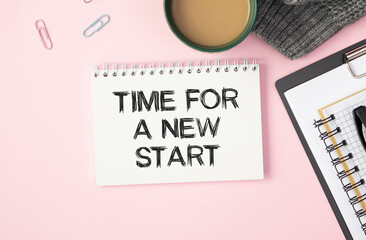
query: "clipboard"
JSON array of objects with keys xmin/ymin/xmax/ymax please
[{"xmin": 276, "ymin": 39, "xmax": 366, "ymax": 240}]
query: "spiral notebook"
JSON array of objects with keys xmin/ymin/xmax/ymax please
[
  {"xmin": 315, "ymin": 89, "xmax": 366, "ymax": 235},
  {"xmin": 277, "ymin": 39, "xmax": 366, "ymax": 240},
  {"xmin": 92, "ymin": 60, "xmax": 263, "ymax": 186}
]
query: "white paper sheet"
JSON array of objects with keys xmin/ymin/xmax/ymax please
[
  {"xmin": 285, "ymin": 55, "xmax": 366, "ymax": 239},
  {"xmin": 92, "ymin": 63, "xmax": 263, "ymax": 186}
]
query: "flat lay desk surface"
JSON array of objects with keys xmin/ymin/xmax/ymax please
[{"xmin": 2, "ymin": 1, "xmax": 366, "ymax": 239}]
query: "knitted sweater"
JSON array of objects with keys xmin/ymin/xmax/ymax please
[{"xmin": 252, "ymin": 0, "xmax": 366, "ymax": 59}]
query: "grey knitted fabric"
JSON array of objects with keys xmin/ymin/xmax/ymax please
[
  {"xmin": 252, "ymin": 0, "xmax": 366, "ymax": 59},
  {"xmin": 281, "ymin": 0, "xmax": 317, "ymax": 4}
]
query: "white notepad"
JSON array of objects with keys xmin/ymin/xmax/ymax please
[
  {"xmin": 92, "ymin": 60, "xmax": 263, "ymax": 186},
  {"xmin": 285, "ymin": 54, "xmax": 366, "ymax": 240}
]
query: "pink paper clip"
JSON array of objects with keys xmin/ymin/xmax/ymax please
[
  {"xmin": 84, "ymin": 0, "xmax": 93, "ymax": 3},
  {"xmin": 35, "ymin": 19, "xmax": 53, "ymax": 50}
]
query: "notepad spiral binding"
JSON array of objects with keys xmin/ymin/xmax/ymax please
[
  {"xmin": 92, "ymin": 59, "xmax": 258, "ymax": 78},
  {"xmin": 314, "ymin": 115, "xmax": 366, "ymax": 233}
]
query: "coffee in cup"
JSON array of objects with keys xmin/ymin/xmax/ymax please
[{"xmin": 165, "ymin": 0, "xmax": 257, "ymax": 52}]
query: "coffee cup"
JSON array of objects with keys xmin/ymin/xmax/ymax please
[{"xmin": 164, "ymin": 0, "xmax": 257, "ymax": 52}]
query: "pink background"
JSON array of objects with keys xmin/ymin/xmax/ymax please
[{"xmin": 2, "ymin": 0, "xmax": 366, "ymax": 239}]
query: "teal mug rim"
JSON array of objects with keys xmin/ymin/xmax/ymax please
[{"xmin": 164, "ymin": 0, "xmax": 257, "ymax": 52}]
